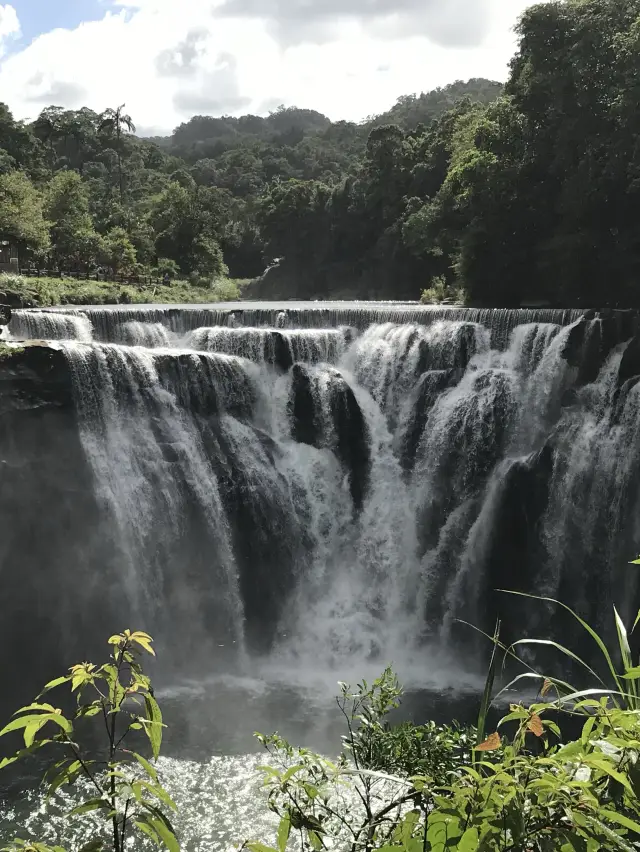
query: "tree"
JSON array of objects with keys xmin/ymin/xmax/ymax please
[
  {"xmin": 100, "ymin": 226, "xmax": 138, "ymax": 276},
  {"xmin": 45, "ymin": 171, "xmax": 102, "ymax": 270},
  {"xmin": 99, "ymin": 104, "xmax": 136, "ymax": 203},
  {"xmin": 150, "ymin": 181, "xmax": 228, "ymax": 278},
  {"xmin": 33, "ymin": 107, "xmax": 65, "ymax": 175},
  {"xmin": 0, "ymin": 104, "xmax": 44, "ymax": 176},
  {"xmin": 0, "ymin": 170, "xmax": 49, "ymax": 255}
]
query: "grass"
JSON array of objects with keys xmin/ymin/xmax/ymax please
[{"xmin": 0, "ymin": 274, "xmax": 250, "ymax": 308}]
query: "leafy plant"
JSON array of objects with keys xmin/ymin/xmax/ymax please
[
  {"xmin": 0, "ymin": 630, "xmax": 178, "ymax": 852},
  {"xmin": 245, "ymin": 668, "xmax": 476, "ymax": 852},
  {"xmin": 248, "ymin": 643, "xmax": 640, "ymax": 850},
  {"xmin": 467, "ymin": 590, "xmax": 640, "ymax": 713}
]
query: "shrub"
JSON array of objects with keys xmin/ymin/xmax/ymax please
[
  {"xmin": 0, "ymin": 273, "xmax": 27, "ymax": 290},
  {"xmin": 420, "ymin": 277, "xmax": 467, "ymax": 305},
  {"xmin": 248, "ymin": 601, "xmax": 640, "ymax": 852},
  {"xmin": 0, "ymin": 630, "xmax": 177, "ymax": 852},
  {"xmin": 154, "ymin": 259, "xmax": 180, "ymax": 281},
  {"xmin": 209, "ymin": 278, "xmax": 241, "ymax": 301}
]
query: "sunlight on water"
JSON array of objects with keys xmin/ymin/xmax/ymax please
[{"xmin": 3, "ymin": 303, "xmax": 640, "ymax": 846}]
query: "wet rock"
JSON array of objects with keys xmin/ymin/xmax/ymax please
[
  {"xmin": 618, "ymin": 335, "xmax": 640, "ymax": 387},
  {"xmin": 329, "ymin": 373, "xmax": 370, "ymax": 510},
  {"xmin": 400, "ymin": 370, "xmax": 459, "ymax": 473},
  {"xmin": 289, "ymin": 364, "xmax": 319, "ymax": 447},
  {"xmin": 270, "ymin": 331, "xmax": 294, "ymax": 372},
  {"xmin": 561, "ymin": 318, "xmax": 587, "ymax": 369},
  {"xmin": 288, "ymin": 364, "xmax": 370, "ymax": 509}
]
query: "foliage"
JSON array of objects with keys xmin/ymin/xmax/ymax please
[
  {"xmin": 0, "ymin": 274, "xmax": 245, "ymax": 308},
  {"xmin": 8, "ymin": 7, "xmax": 638, "ymax": 308},
  {"xmin": 99, "ymin": 227, "xmax": 137, "ymax": 276},
  {"xmin": 44, "ymin": 172, "xmax": 101, "ymax": 271},
  {"xmin": 154, "ymin": 258, "xmax": 180, "ymax": 280},
  {"xmin": 0, "ymin": 630, "xmax": 178, "ymax": 852},
  {"xmin": 0, "ymin": 77, "xmax": 501, "ymax": 303},
  {"xmin": 0, "ymin": 343, "xmax": 25, "ymax": 359},
  {"xmin": 0, "ymin": 171, "xmax": 49, "ymax": 253},
  {"xmin": 249, "ymin": 601, "xmax": 640, "ymax": 851}
]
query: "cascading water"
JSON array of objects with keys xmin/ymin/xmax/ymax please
[
  {"xmin": 5, "ymin": 304, "xmax": 640, "ymax": 672},
  {"xmin": 4, "ymin": 303, "xmax": 640, "ymax": 850}
]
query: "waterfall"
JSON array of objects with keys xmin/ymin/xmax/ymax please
[
  {"xmin": 9, "ymin": 309, "xmax": 93, "ymax": 342},
  {"xmin": 4, "ymin": 305, "xmax": 640, "ymax": 681}
]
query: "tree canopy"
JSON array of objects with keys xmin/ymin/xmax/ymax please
[{"xmin": 2, "ymin": 2, "xmax": 636, "ymax": 307}]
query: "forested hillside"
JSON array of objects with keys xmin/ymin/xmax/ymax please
[{"xmin": 1, "ymin": 0, "xmax": 638, "ymax": 306}]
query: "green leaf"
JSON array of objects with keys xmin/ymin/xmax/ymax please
[
  {"xmin": 130, "ymin": 631, "xmax": 156, "ymax": 656},
  {"xmin": 599, "ymin": 808, "xmax": 640, "ymax": 834},
  {"xmin": 308, "ymin": 830, "xmax": 323, "ymax": 851},
  {"xmin": 0, "ymin": 738, "xmax": 51, "ymax": 770},
  {"xmin": 134, "ymin": 819, "xmax": 161, "ymax": 845},
  {"xmin": 23, "ymin": 721, "xmax": 42, "ymax": 748},
  {"xmin": 38, "ymin": 676, "xmax": 71, "ymax": 696},
  {"xmin": 145, "ymin": 817, "xmax": 180, "ymax": 852},
  {"xmin": 427, "ymin": 812, "xmax": 462, "ymax": 852},
  {"xmin": 458, "ymin": 828, "xmax": 479, "ymax": 851},
  {"xmin": 401, "ymin": 811, "xmax": 420, "ymax": 850},
  {"xmin": 281, "ymin": 764, "xmax": 304, "ymax": 783},
  {"xmin": 583, "ymin": 755, "xmax": 634, "ymax": 795},
  {"xmin": 0, "ymin": 713, "xmax": 72, "ymax": 739},
  {"xmin": 136, "ymin": 779, "xmax": 177, "ymax": 812},
  {"xmin": 277, "ymin": 813, "xmax": 291, "ymax": 852},
  {"xmin": 69, "ymin": 797, "xmax": 109, "ymax": 816},
  {"xmin": 143, "ymin": 694, "xmax": 163, "ymax": 760},
  {"xmin": 247, "ymin": 844, "xmax": 279, "ymax": 852},
  {"xmin": 130, "ymin": 751, "xmax": 158, "ymax": 781},
  {"xmin": 15, "ymin": 703, "xmax": 56, "ymax": 714},
  {"xmin": 47, "ymin": 759, "xmax": 85, "ymax": 798}
]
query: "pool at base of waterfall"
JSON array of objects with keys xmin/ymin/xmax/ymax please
[
  {"xmin": 2, "ymin": 302, "xmax": 640, "ymax": 848},
  {"xmin": 0, "ymin": 660, "xmax": 488, "ymax": 851}
]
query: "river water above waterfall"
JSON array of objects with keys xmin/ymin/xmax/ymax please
[{"xmin": 2, "ymin": 301, "xmax": 640, "ymax": 847}]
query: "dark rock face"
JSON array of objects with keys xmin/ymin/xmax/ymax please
[
  {"xmin": 618, "ymin": 335, "xmax": 640, "ymax": 388},
  {"xmin": 561, "ymin": 313, "xmax": 640, "ymax": 385},
  {"xmin": 289, "ymin": 364, "xmax": 370, "ymax": 509},
  {"xmin": 329, "ymin": 372, "xmax": 370, "ymax": 511},
  {"xmin": 0, "ymin": 345, "xmax": 119, "ymax": 719},
  {"xmin": 399, "ymin": 369, "xmax": 463, "ymax": 473},
  {"xmin": 483, "ymin": 445, "xmax": 554, "ymax": 637},
  {"xmin": 210, "ymin": 425, "xmax": 308, "ymax": 654},
  {"xmin": 289, "ymin": 364, "xmax": 318, "ymax": 447}
]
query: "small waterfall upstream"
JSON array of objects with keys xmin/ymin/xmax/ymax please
[{"xmin": 5, "ymin": 304, "xmax": 640, "ymax": 682}]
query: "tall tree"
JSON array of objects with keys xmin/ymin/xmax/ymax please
[
  {"xmin": 45, "ymin": 171, "xmax": 102, "ymax": 270},
  {"xmin": 99, "ymin": 104, "xmax": 136, "ymax": 203}
]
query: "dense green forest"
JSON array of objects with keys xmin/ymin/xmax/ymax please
[{"xmin": 1, "ymin": 0, "xmax": 638, "ymax": 306}]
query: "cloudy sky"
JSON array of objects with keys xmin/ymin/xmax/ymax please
[{"xmin": 0, "ymin": 0, "xmax": 536, "ymax": 135}]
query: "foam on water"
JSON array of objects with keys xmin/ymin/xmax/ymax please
[{"xmin": 4, "ymin": 305, "xmax": 640, "ymax": 846}]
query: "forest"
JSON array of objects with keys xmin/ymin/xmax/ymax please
[{"xmin": 0, "ymin": 0, "xmax": 638, "ymax": 307}]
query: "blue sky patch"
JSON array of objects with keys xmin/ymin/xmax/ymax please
[{"xmin": 11, "ymin": 0, "xmax": 107, "ymax": 46}]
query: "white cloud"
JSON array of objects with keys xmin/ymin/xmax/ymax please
[
  {"xmin": 0, "ymin": 0, "xmax": 537, "ymax": 133},
  {"xmin": 0, "ymin": 3, "xmax": 19, "ymax": 57}
]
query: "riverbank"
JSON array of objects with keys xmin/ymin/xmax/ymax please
[{"xmin": 0, "ymin": 274, "xmax": 248, "ymax": 309}]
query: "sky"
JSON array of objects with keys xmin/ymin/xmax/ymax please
[{"xmin": 0, "ymin": 0, "xmax": 539, "ymax": 136}]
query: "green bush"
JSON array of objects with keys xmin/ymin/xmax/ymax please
[
  {"xmin": 0, "ymin": 631, "xmax": 177, "ymax": 852},
  {"xmin": 249, "ymin": 601, "xmax": 640, "ymax": 852},
  {"xmin": 0, "ymin": 273, "xmax": 27, "ymax": 290},
  {"xmin": 420, "ymin": 277, "xmax": 467, "ymax": 306}
]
